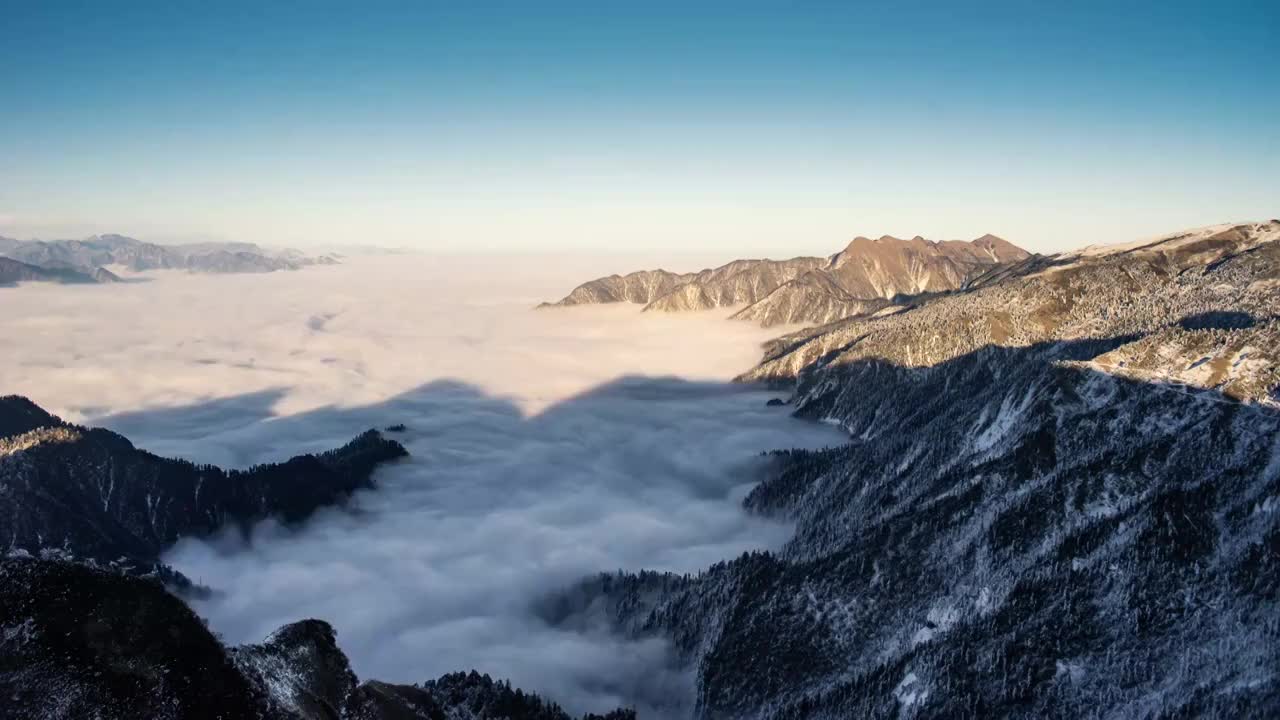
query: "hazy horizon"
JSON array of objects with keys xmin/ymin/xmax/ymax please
[
  {"xmin": 4, "ymin": 1, "xmax": 1277, "ymax": 255},
  {"xmin": 3, "ymin": 220, "xmax": 1274, "ymax": 265}
]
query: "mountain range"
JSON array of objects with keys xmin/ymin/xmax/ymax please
[
  {"xmin": 0, "ymin": 255, "xmax": 122, "ymax": 286},
  {"xmin": 539, "ymin": 220, "xmax": 1280, "ymax": 718},
  {"xmin": 3, "ymin": 220, "xmax": 1278, "ymax": 718},
  {"xmin": 540, "ymin": 233, "xmax": 1030, "ymax": 326},
  {"xmin": 0, "ymin": 234, "xmax": 338, "ymax": 286}
]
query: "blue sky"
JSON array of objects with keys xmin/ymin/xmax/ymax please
[{"xmin": 1, "ymin": 1, "xmax": 1276, "ymax": 253}]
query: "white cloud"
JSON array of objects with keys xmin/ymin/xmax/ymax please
[{"xmin": 0, "ymin": 256, "xmax": 844, "ymax": 716}]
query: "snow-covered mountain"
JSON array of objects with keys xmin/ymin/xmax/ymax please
[
  {"xmin": 541, "ymin": 221, "xmax": 1280, "ymax": 718},
  {"xmin": 3, "ymin": 220, "xmax": 1277, "ymax": 718},
  {"xmin": 540, "ymin": 234, "xmax": 1030, "ymax": 326}
]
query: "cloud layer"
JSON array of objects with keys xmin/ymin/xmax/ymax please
[{"xmin": 0, "ymin": 257, "xmax": 844, "ymax": 714}]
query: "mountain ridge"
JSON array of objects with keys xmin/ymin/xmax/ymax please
[
  {"xmin": 538, "ymin": 219, "xmax": 1280, "ymax": 718},
  {"xmin": 0, "ymin": 233, "xmax": 339, "ymax": 282},
  {"xmin": 0, "ymin": 395, "xmax": 409, "ymax": 572},
  {"xmin": 540, "ymin": 234, "xmax": 1030, "ymax": 326},
  {"xmin": 0, "ymin": 255, "xmax": 120, "ymax": 286},
  {"xmin": 3, "ymin": 219, "xmax": 1278, "ymax": 717}
]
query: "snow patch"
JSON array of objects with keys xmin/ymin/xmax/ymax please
[
  {"xmin": 1054, "ymin": 660, "xmax": 1086, "ymax": 683},
  {"xmin": 0, "ymin": 617, "xmax": 38, "ymax": 651},
  {"xmin": 972, "ymin": 383, "xmax": 1038, "ymax": 454},
  {"xmin": 975, "ymin": 586, "xmax": 993, "ymax": 615},
  {"xmin": 894, "ymin": 671, "xmax": 930, "ymax": 709}
]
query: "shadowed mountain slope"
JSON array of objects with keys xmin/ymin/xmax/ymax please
[
  {"xmin": 0, "ymin": 557, "xmax": 635, "ymax": 720},
  {"xmin": 539, "ymin": 221, "xmax": 1280, "ymax": 718},
  {"xmin": 0, "ymin": 396, "xmax": 408, "ymax": 570},
  {"xmin": 546, "ymin": 342, "xmax": 1280, "ymax": 718},
  {"xmin": 0, "ymin": 255, "xmax": 119, "ymax": 286}
]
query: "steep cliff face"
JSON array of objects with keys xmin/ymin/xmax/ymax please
[
  {"xmin": 541, "ymin": 221, "xmax": 1280, "ymax": 719},
  {"xmin": 0, "ymin": 396, "xmax": 409, "ymax": 568},
  {"xmin": 541, "ymin": 235, "xmax": 1027, "ymax": 326}
]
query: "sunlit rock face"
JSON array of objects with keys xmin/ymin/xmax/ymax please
[{"xmin": 542, "ymin": 234, "xmax": 1031, "ymax": 326}]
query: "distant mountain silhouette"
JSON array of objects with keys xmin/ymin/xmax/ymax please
[
  {"xmin": 0, "ymin": 233, "xmax": 338, "ymax": 283},
  {"xmin": 0, "ymin": 255, "xmax": 118, "ymax": 286}
]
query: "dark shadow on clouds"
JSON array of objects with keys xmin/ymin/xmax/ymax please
[{"xmin": 90, "ymin": 374, "xmax": 843, "ymax": 718}]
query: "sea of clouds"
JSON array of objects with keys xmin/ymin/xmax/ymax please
[{"xmin": 0, "ymin": 255, "xmax": 845, "ymax": 715}]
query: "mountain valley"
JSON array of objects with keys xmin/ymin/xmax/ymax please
[{"xmin": 2, "ymin": 221, "xmax": 1278, "ymax": 719}]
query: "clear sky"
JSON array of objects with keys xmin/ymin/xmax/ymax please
[{"xmin": 2, "ymin": 1, "xmax": 1276, "ymax": 254}]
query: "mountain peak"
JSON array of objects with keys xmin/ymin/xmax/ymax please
[
  {"xmin": 967, "ymin": 233, "xmax": 1030, "ymax": 261},
  {"xmin": 544, "ymin": 231, "xmax": 1034, "ymax": 326}
]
